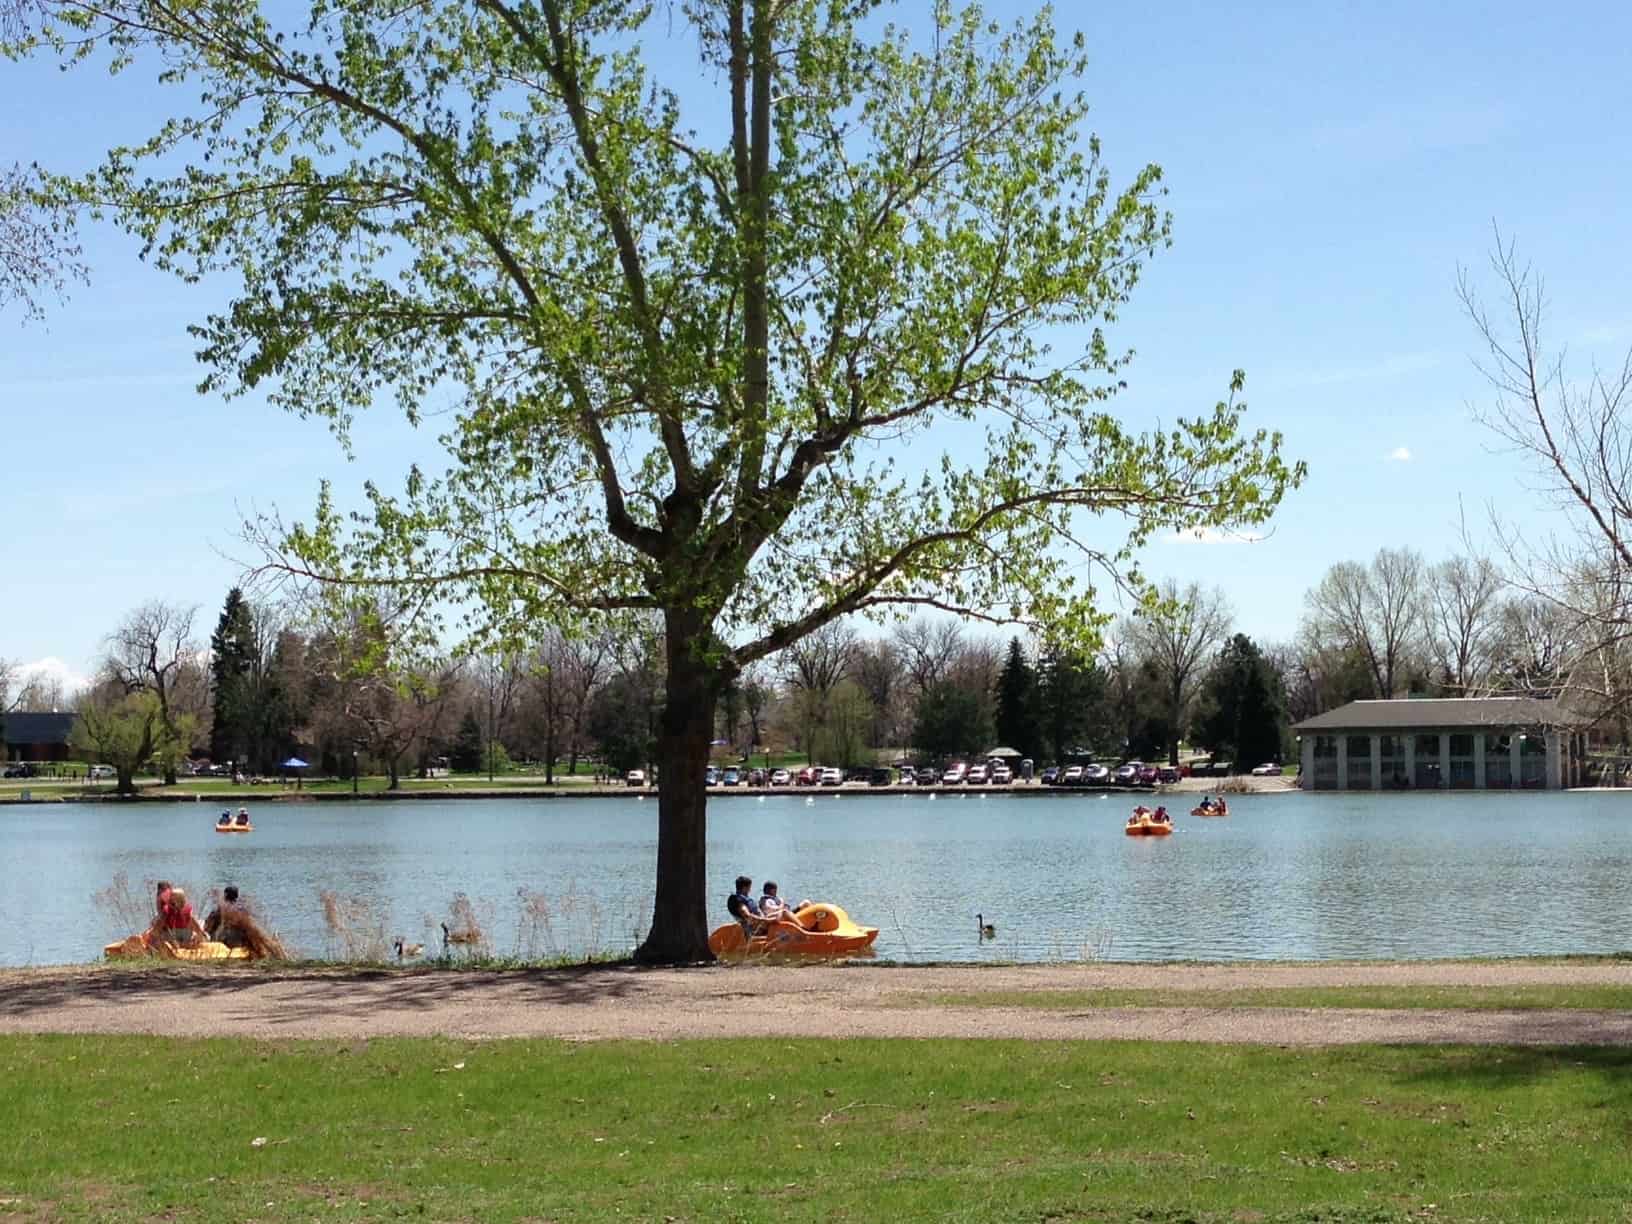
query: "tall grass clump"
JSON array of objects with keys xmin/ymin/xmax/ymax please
[{"xmin": 320, "ymin": 890, "xmax": 390, "ymax": 961}]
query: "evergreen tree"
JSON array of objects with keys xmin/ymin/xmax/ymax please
[
  {"xmin": 994, "ymin": 637, "xmax": 1041, "ymax": 761},
  {"xmin": 911, "ymin": 681, "xmax": 994, "ymax": 762},
  {"xmin": 1034, "ymin": 648, "xmax": 1105, "ymax": 762},
  {"xmin": 450, "ymin": 708, "xmax": 484, "ymax": 773},
  {"xmin": 208, "ymin": 588, "xmax": 255, "ymax": 765},
  {"xmin": 1192, "ymin": 634, "xmax": 1289, "ymax": 767}
]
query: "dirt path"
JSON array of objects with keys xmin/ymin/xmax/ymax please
[{"xmin": 3, "ymin": 960, "xmax": 1631, "ymax": 1045}]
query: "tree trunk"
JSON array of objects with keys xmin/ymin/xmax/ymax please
[
  {"xmin": 634, "ymin": 631, "xmax": 722, "ymax": 964},
  {"xmin": 387, "ymin": 755, "xmax": 401, "ymax": 790},
  {"xmin": 116, "ymin": 768, "xmax": 136, "ymax": 796}
]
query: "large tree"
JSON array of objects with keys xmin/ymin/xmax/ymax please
[
  {"xmin": 1124, "ymin": 580, "xmax": 1232, "ymax": 765},
  {"xmin": 1303, "ymin": 549, "xmax": 1428, "ymax": 701},
  {"xmin": 993, "ymin": 636, "xmax": 1041, "ymax": 761},
  {"xmin": 25, "ymin": 0, "xmax": 1300, "ymax": 960},
  {"xmin": 1192, "ymin": 633, "xmax": 1287, "ymax": 770},
  {"xmin": 105, "ymin": 601, "xmax": 203, "ymax": 785}
]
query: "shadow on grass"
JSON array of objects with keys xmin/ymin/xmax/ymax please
[
  {"xmin": 0, "ymin": 960, "xmax": 687, "ymax": 1024},
  {"xmin": 1401, "ymin": 1042, "xmax": 1632, "ymax": 1093}
]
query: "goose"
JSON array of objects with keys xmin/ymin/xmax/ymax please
[
  {"xmin": 441, "ymin": 922, "xmax": 480, "ymax": 951},
  {"xmin": 977, "ymin": 913, "xmax": 996, "ymax": 940},
  {"xmin": 393, "ymin": 937, "xmax": 424, "ymax": 959}
]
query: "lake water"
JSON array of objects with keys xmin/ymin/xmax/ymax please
[{"xmin": 3, "ymin": 789, "xmax": 1631, "ymax": 967}]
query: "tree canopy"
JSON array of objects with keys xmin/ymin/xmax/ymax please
[{"xmin": 17, "ymin": 0, "xmax": 1302, "ymax": 959}]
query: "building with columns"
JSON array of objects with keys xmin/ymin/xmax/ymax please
[{"xmin": 1292, "ymin": 697, "xmax": 1592, "ymax": 791}]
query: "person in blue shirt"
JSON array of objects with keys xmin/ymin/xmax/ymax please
[{"xmin": 726, "ymin": 875, "xmax": 764, "ymax": 937}]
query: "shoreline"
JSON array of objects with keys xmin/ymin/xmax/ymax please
[{"xmin": 1, "ymin": 775, "xmax": 1300, "ymax": 804}]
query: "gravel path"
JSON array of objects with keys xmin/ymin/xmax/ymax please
[{"xmin": 3, "ymin": 960, "xmax": 1631, "ymax": 1045}]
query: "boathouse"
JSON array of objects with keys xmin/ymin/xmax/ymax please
[
  {"xmin": 1292, "ymin": 697, "xmax": 1592, "ymax": 791},
  {"xmin": 2, "ymin": 711, "xmax": 78, "ymax": 763}
]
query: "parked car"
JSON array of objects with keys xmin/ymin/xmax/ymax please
[
  {"xmin": 1039, "ymin": 765, "xmax": 1059, "ymax": 786},
  {"xmin": 89, "ymin": 764, "xmax": 116, "ymax": 780},
  {"xmin": 721, "ymin": 767, "xmax": 741, "ymax": 786},
  {"xmin": 915, "ymin": 766, "xmax": 940, "ymax": 786},
  {"xmin": 990, "ymin": 763, "xmax": 1013, "ymax": 785},
  {"xmin": 1061, "ymin": 764, "xmax": 1084, "ymax": 786},
  {"xmin": 1137, "ymin": 764, "xmax": 1160, "ymax": 786},
  {"xmin": 1251, "ymin": 762, "xmax": 1281, "ymax": 777},
  {"xmin": 819, "ymin": 766, "xmax": 844, "ymax": 786},
  {"xmin": 625, "ymin": 768, "xmax": 646, "ymax": 787},
  {"xmin": 965, "ymin": 764, "xmax": 988, "ymax": 785},
  {"xmin": 941, "ymin": 762, "xmax": 968, "ymax": 785},
  {"xmin": 868, "ymin": 767, "xmax": 894, "ymax": 787},
  {"xmin": 705, "ymin": 766, "xmax": 719, "ymax": 786},
  {"xmin": 1114, "ymin": 762, "xmax": 1141, "ymax": 785},
  {"xmin": 796, "ymin": 765, "xmax": 820, "ymax": 786},
  {"xmin": 769, "ymin": 768, "xmax": 791, "ymax": 786},
  {"xmin": 748, "ymin": 768, "xmax": 766, "ymax": 786},
  {"xmin": 1083, "ymin": 763, "xmax": 1110, "ymax": 783},
  {"xmin": 1157, "ymin": 766, "xmax": 1180, "ymax": 784}
]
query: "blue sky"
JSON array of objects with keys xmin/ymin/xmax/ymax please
[{"xmin": 4, "ymin": 0, "xmax": 1630, "ymax": 690}]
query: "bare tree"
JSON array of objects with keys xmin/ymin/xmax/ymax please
[
  {"xmin": 0, "ymin": 658, "xmax": 17, "ymax": 714},
  {"xmin": 105, "ymin": 602, "xmax": 201, "ymax": 784},
  {"xmin": 851, "ymin": 639, "xmax": 906, "ymax": 749},
  {"xmin": 1461, "ymin": 232, "xmax": 1632, "ymax": 645},
  {"xmin": 1424, "ymin": 555, "xmax": 1505, "ymax": 694},
  {"xmin": 782, "ymin": 621, "xmax": 855, "ymax": 757},
  {"xmin": 893, "ymin": 620, "xmax": 965, "ymax": 695},
  {"xmin": 1304, "ymin": 549, "xmax": 1428, "ymax": 699},
  {"xmin": 1126, "ymin": 580, "xmax": 1233, "ymax": 765}
]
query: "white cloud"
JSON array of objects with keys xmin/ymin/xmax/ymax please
[
  {"xmin": 1165, "ymin": 527, "xmax": 1266, "ymax": 546},
  {"xmin": 1386, "ymin": 447, "xmax": 1412, "ymax": 462},
  {"xmin": 17, "ymin": 657, "xmax": 91, "ymax": 699}
]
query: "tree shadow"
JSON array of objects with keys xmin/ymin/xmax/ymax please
[{"xmin": 0, "ymin": 961, "xmax": 678, "ymax": 1026}]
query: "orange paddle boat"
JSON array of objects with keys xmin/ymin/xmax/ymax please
[
  {"xmin": 1125, "ymin": 806, "xmax": 1174, "ymax": 836},
  {"xmin": 708, "ymin": 902, "xmax": 880, "ymax": 959}
]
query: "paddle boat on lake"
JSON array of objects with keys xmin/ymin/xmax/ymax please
[
  {"xmin": 1125, "ymin": 805, "xmax": 1174, "ymax": 836},
  {"xmin": 214, "ymin": 807, "xmax": 253, "ymax": 833}
]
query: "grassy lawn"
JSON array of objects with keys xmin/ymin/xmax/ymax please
[
  {"xmin": 2, "ymin": 1035, "xmax": 1629, "ymax": 1221},
  {"xmin": 913, "ymin": 984, "xmax": 1632, "ymax": 1011}
]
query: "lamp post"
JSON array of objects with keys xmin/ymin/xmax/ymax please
[{"xmin": 352, "ymin": 748, "xmax": 359, "ymax": 797}]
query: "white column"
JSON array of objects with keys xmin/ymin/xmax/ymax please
[
  {"xmin": 1546, "ymin": 731, "xmax": 1562, "ymax": 790},
  {"xmin": 1474, "ymin": 733, "xmax": 1486, "ymax": 789},
  {"xmin": 1510, "ymin": 735, "xmax": 1522, "ymax": 789},
  {"xmin": 1336, "ymin": 735, "xmax": 1348, "ymax": 790},
  {"xmin": 1439, "ymin": 734, "xmax": 1451, "ymax": 790},
  {"xmin": 1403, "ymin": 736, "xmax": 1416, "ymax": 788},
  {"xmin": 1370, "ymin": 734, "xmax": 1382, "ymax": 791},
  {"xmin": 1301, "ymin": 735, "xmax": 1314, "ymax": 784}
]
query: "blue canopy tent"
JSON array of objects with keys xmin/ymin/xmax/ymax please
[{"xmin": 281, "ymin": 756, "xmax": 309, "ymax": 788}]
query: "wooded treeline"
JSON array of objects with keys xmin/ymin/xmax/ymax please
[{"xmin": 10, "ymin": 536, "xmax": 1629, "ymax": 795}]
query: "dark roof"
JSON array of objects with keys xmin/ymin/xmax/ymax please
[
  {"xmin": 2, "ymin": 711, "xmax": 78, "ymax": 746},
  {"xmin": 1293, "ymin": 697, "xmax": 1591, "ymax": 733}
]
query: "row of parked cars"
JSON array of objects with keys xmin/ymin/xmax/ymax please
[{"xmin": 1041, "ymin": 761, "xmax": 1180, "ymax": 787}]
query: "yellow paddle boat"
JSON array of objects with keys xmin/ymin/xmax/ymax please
[
  {"xmin": 708, "ymin": 902, "xmax": 880, "ymax": 959},
  {"xmin": 104, "ymin": 934, "xmax": 251, "ymax": 961},
  {"xmin": 214, "ymin": 808, "xmax": 253, "ymax": 832}
]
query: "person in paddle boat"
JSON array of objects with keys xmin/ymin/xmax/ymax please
[
  {"xmin": 235, "ymin": 807, "xmax": 251, "ymax": 827},
  {"xmin": 217, "ymin": 810, "xmax": 233, "ymax": 828},
  {"xmin": 758, "ymin": 881, "xmax": 805, "ymax": 927},
  {"xmin": 1153, "ymin": 805, "xmax": 1170, "ymax": 823},
  {"xmin": 154, "ymin": 887, "xmax": 208, "ymax": 947},
  {"xmin": 726, "ymin": 875, "xmax": 765, "ymax": 937},
  {"xmin": 204, "ymin": 885, "xmax": 248, "ymax": 949}
]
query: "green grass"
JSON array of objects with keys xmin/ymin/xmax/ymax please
[
  {"xmin": 911, "ymin": 984, "xmax": 1632, "ymax": 1011},
  {"xmin": 2, "ymin": 1035, "xmax": 1630, "ymax": 1221}
]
